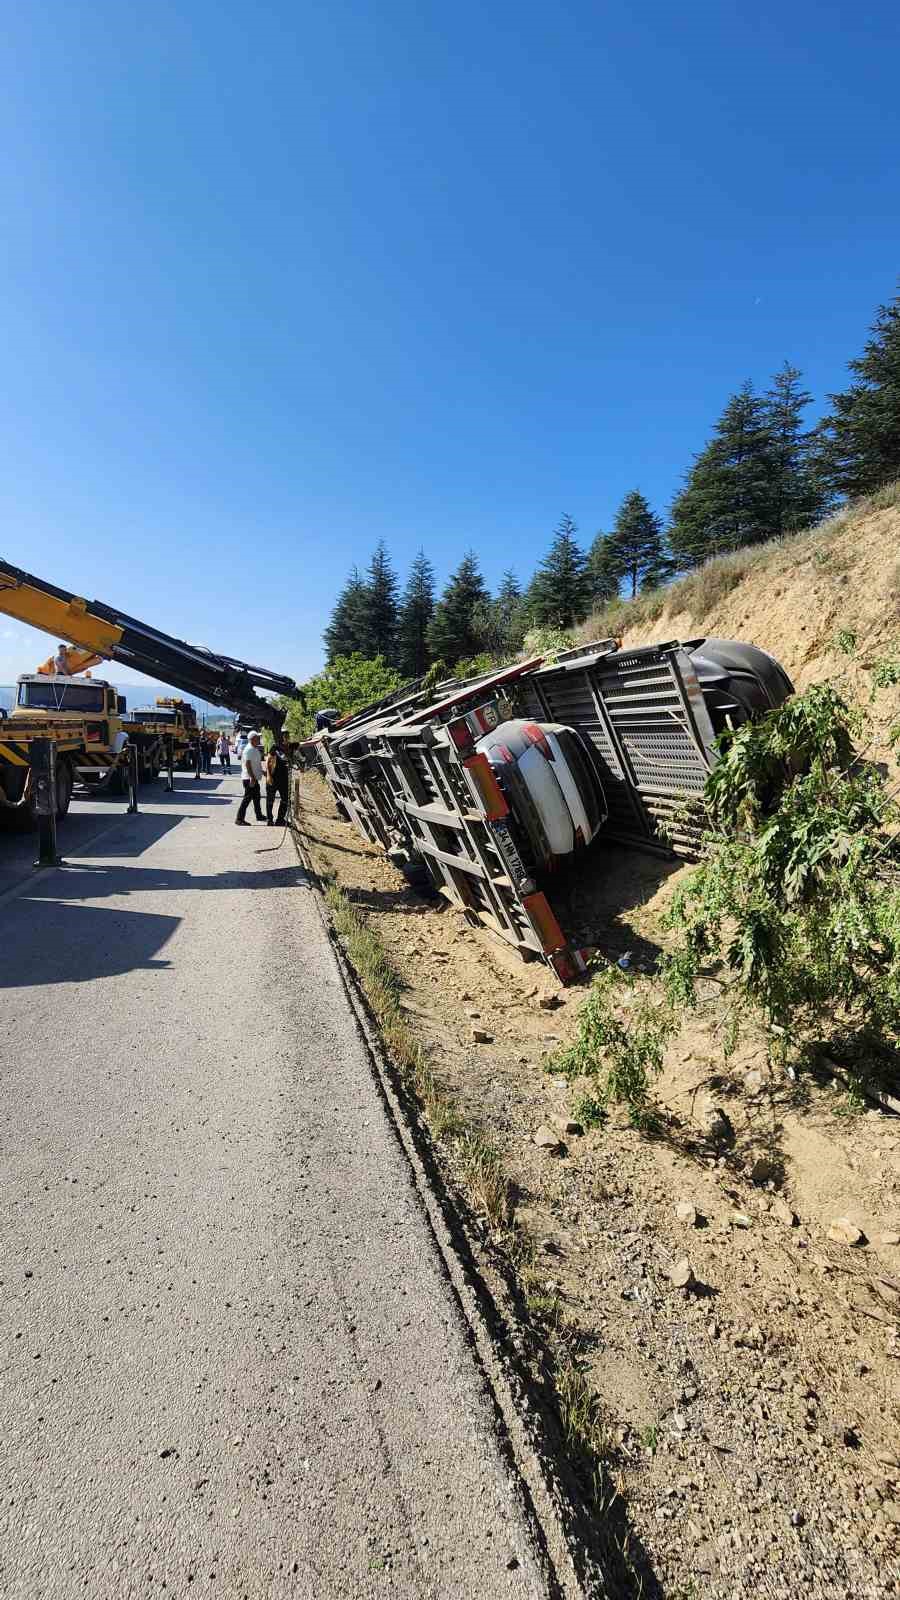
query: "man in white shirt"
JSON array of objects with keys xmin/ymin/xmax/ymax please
[{"xmin": 235, "ymin": 732, "xmax": 265, "ymax": 825}]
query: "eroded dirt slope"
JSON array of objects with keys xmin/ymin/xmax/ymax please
[
  {"xmin": 296, "ymin": 768, "xmax": 900, "ymax": 1600},
  {"xmin": 621, "ymin": 498, "xmax": 900, "ymax": 697}
]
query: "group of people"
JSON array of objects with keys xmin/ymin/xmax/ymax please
[
  {"xmin": 189, "ymin": 726, "xmax": 292, "ymax": 828},
  {"xmin": 191, "ymin": 731, "xmax": 222, "ymax": 774},
  {"xmin": 234, "ymin": 730, "xmax": 291, "ymax": 828}
]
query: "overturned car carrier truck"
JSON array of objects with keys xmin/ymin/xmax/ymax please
[{"xmin": 307, "ymin": 637, "xmax": 793, "ymax": 982}]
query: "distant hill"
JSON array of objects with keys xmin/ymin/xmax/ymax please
[{"xmin": 0, "ymin": 681, "xmax": 241, "ymax": 725}]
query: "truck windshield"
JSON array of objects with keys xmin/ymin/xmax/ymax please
[
  {"xmin": 131, "ymin": 709, "xmax": 176, "ymax": 724},
  {"xmin": 18, "ymin": 681, "xmax": 107, "ymax": 714}
]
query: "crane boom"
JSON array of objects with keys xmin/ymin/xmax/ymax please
[{"xmin": 0, "ymin": 559, "xmax": 299, "ymax": 730}]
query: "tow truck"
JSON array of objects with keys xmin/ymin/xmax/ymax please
[
  {"xmin": 0, "ymin": 558, "xmax": 298, "ymax": 825},
  {"xmin": 1, "ymin": 673, "xmax": 132, "ymax": 820}
]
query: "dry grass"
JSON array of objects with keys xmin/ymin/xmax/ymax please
[
  {"xmin": 556, "ymin": 1354, "xmax": 610, "ymax": 1461},
  {"xmin": 320, "ymin": 870, "xmax": 630, "ymax": 1553},
  {"xmin": 323, "ymin": 878, "xmax": 511, "ymax": 1222},
  {"xmin": 577, "ymin": 481, "xmax": 900, "ymax": 645},
  {"xmin": 456, "ymin": 1131, "xmax": 511, "ymax": 1229},
  {"xmin": 325, "ymin": 880, "xmax": 424, "ymax": 1077}
]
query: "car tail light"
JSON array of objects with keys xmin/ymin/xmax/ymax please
[{"xmin": 448, "ymin": 717, "xmax": 475, "ymax": 754}]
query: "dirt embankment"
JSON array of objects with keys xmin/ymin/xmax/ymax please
[
  {"xmin": 295, "ymin": 761, "xmax": 900, "ymax": 1600},
  {"xmin": 579, "ymin": 491, "xmax": 900, "ymax": 701},
  {"xmin": 622, "ymin": 499, "xmax": 900, "ymax": 691}
]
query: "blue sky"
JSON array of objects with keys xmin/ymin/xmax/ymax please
[{"xmin": 1, "ymin": 0, "xmax": 898, "ymax": 686}]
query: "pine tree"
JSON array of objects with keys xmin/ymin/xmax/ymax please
[
  {"xmin": 669, "ymin": 383, "xmax": 775, "ymax": 568},
  {"xmin": 816, "ymin": 289, "xmax": 900, "ymax": 498},
  {"xmin": 323, "ymin": 567, "xmax": 369, "ymax": 663},
  {"xmin": 493, "ymin": 570, "xmax": 526, "ymax": 655},
  {"xmin": 397, "ymin": 550, "xmax": 435, "ymax": 679},
  {"xmin": 427, "ymin": 553, "xmax": 490, "ymax": 666},
  {"xmin": 470, "ymin": 570, "xmax": 524, "ymax": 658},
  {"xmin": 585, "ymin": 531, "xmax": 621, "ymax": 607},
  {"xmin": 605, "ymin": 491, "xmax": 667, "ymax": 598},
  {"xmin": 640, "ymin": 546, "xmax": 678, "ymax": 592},
  {"xmin": 528, "ymin": 514, "xmax": 590, "ymax": 628},
  {"xmin": 358, "ymin": 541, "xmax": 399, "ymax": 663},
  {"xmin": 765, "ymin": 362, "xmax": 830, "ymax": 535}
]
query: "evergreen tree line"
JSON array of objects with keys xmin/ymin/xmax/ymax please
[{"xmin": 324, "ymin": 287, "xmax": 900, "ymax": 671}]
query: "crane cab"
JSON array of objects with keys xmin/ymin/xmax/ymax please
[
  {"xmin": 11, "ymin": 675, "xmax": 129, "ymax": 788},
  {"xmin": 14, "ymin": 675, "xmax": 125, "ymax": 721}
]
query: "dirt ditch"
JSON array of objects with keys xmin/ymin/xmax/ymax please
[{"xmin": 295, "ymin": 766, "xmax": 900, "ymax": 1599}]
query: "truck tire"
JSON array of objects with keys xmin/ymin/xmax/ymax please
[
  {"xmin": 55, "ymin": 758, "xmax": 73, "ymax": 818},
  {"xmin": 0, "ymin": 757, "xmax": 71, "ymax": 830}
]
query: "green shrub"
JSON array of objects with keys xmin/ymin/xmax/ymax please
[
  {"xmin": 553, "ymin": 965, "xmax": 678, "ymax": 1118},
  {"xmin": 658, "ymin": 683, "xmax": 900, "ymax": 1070},
  {"xmin": 279, "ymin": 654, "xmax": 404, "ymax": 741},
  {"xmin": 453, "ymin": 650, "xmax": 508, "ymax": 679},
  {"xmin": 558, "ymin": 681, "xmax": 900, "ymax": 1121},
  {"xmin": 870, "ymin": 647, "xmax": 900, "ymax": 694},
  {"xmin": 522, "ymin": 625, "xmax": 575, "ymax": 660}
]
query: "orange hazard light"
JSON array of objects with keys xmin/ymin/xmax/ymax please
[
  {"xmin": 521, "ymin": 890, "xmax": 566, "ymax": 954},
  {"xmin": 463, "ymin": 753, "xmax": 509, "ymax": 821}
]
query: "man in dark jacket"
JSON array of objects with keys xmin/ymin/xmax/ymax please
[{"xmin": 265, "ymin": 735, "xmax": 290, "ymax": 826}]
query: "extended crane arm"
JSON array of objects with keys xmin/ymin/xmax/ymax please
[{"xmin": 0, "ymin": 559, "xmax": 299, "ymax": 731}]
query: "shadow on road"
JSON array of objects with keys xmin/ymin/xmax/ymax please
[
  {"xmin": 23, "ymin": 863, "xmax": 309, "ymax": 900},
  {"xmin": 0, "ymin": 900, "xmax": 181, "ymax": 988},
  {"xmin": 146, "ymin": 793, "xmax": 234, "ymax": 806},
  {"xmin": 71, "ymin": 813, "xmax": 186, "ymax": 857}
]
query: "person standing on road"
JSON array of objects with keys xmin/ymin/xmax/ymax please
[
  {"xmin": 235, "ymin": 732, "xmax": 264, "ymax": 825},
  {"xmin": 216, "ymin": 732, "xmax": 231, "ymax": 773},
  {"xmin": 265, "ymin": 735, "xmax": 290, "ymax": 827}
]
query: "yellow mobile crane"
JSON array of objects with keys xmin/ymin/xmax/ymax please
[{"xmin": 0, "ymin": 559, "xmax": 298, "ymax": 824}]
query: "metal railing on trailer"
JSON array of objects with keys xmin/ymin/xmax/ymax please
[
  {"xmin": 305, "ymin": 637, "xmax": 793, "ymax": 981},
  {"xmin": 307, "ymin": 657, "xmax": 589, "ymax": 980},
  {"xmin": 518, "ymin": 640, "xmax": 719, "ymax": 855}
]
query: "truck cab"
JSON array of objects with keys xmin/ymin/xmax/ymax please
[
  {"xmin": 12, "ymin": 675, "xmax": 129, "ymax": 787},
  {"xmin": 123, "ymin": 697, "xmax": 198, "ymax": 768},
  {"xmin": 15, "ymin": 675, "xmax": 124, "ymax": 723}
]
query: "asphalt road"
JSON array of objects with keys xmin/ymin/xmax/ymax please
[{"xmin": 1, "ymin": 773, "xmax": 548, "ymax": 1598}]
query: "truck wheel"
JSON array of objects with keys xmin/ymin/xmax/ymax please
[
  {"xmin": 109, "ymin": 763, "xmax": 127, "ymax": 796},
  {"xmin": 56, "ymin": 759, "xmax": 73, "ymax": 818}
]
